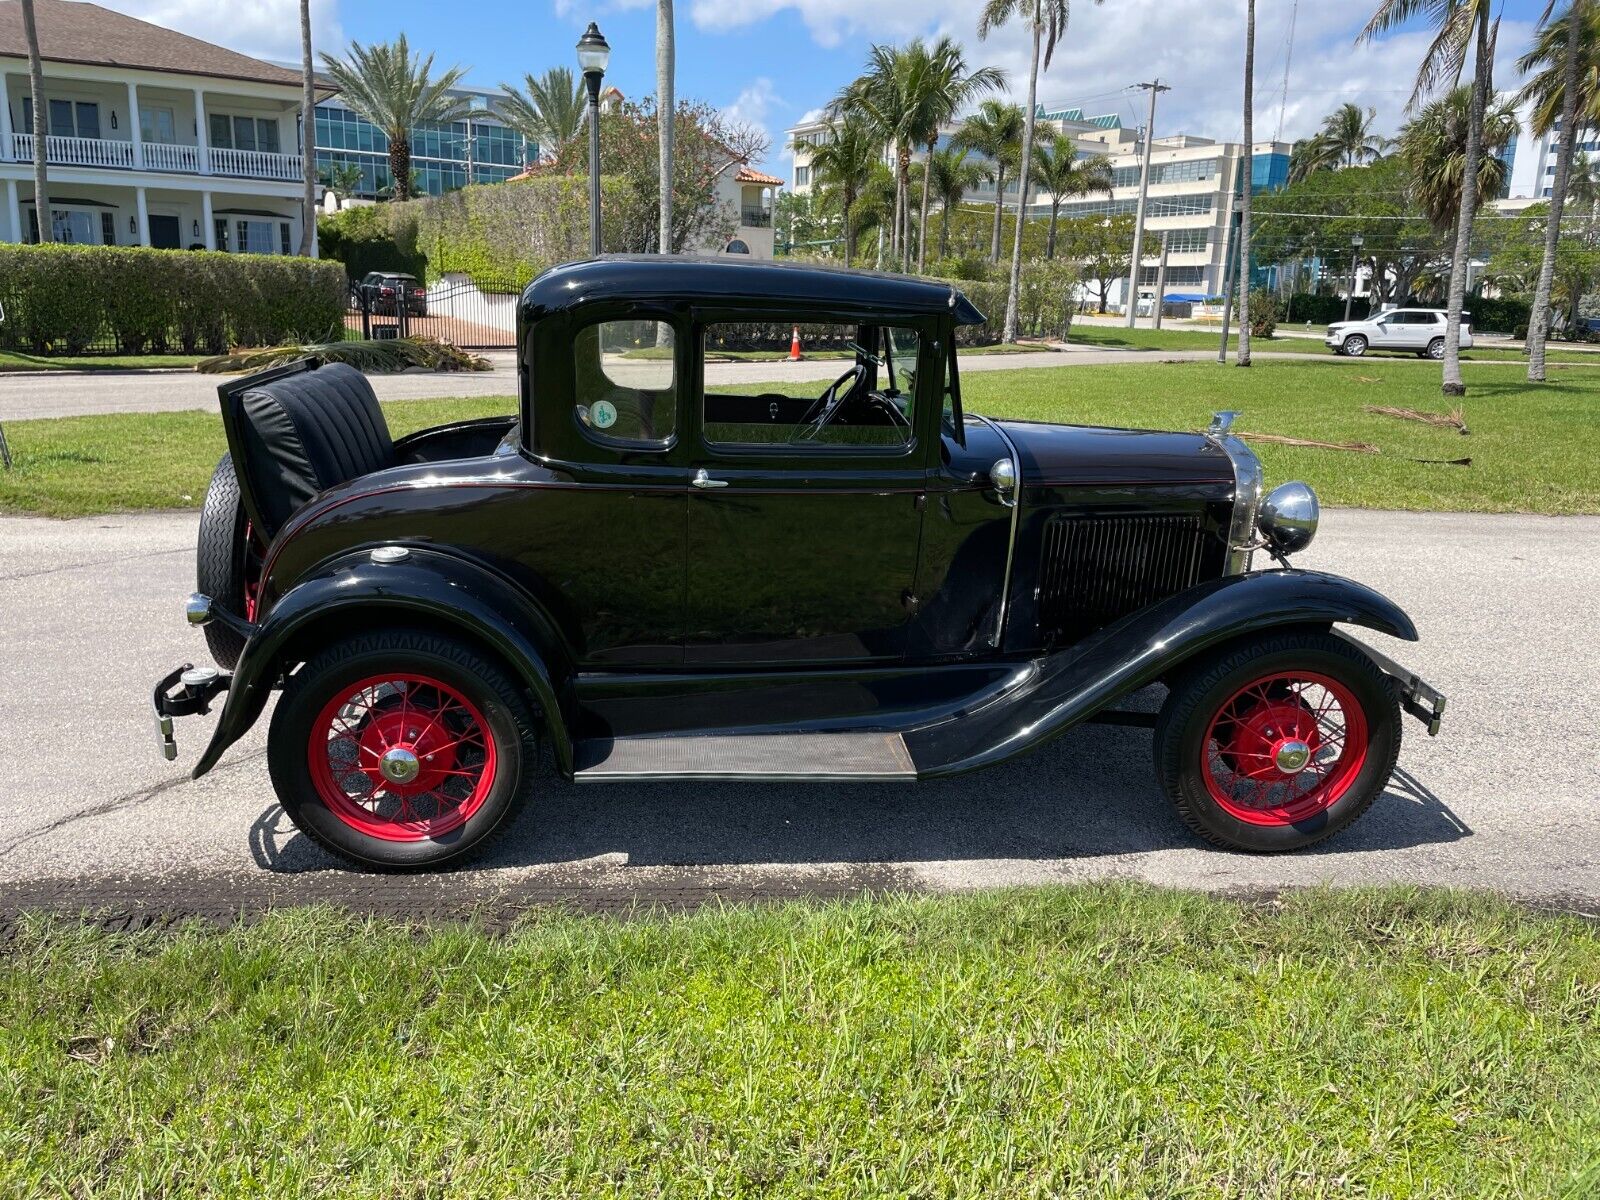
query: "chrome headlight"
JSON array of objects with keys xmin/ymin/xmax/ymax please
[{"xmin": 1258, "ymin": 481, "xmax": 1319, "ymax": 556}]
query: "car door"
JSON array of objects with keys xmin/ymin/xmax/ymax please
[
  {"xmin": 1394, "ymin": 312, "xmax": 1425, "ymax": 349},
  {"xmin": 683, "ymin": 314, "xmax": 932, "ymax": 666},
  {"xmin": 1369, "ymin": 313, "xmax": 1398, "ymax": 350}
]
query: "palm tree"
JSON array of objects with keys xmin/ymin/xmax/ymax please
[
  {"xmin": 911, "ymin": 38, "xmax": 1005, "ymax": 272},
  {"xmin": 978, "ymin": 0, "xmax": 1092, "ymax": 344},
  {"xmin": 1362, "ymin": 0, "xmax": 1498, "ymax": 397},
  {"xmin": 1031, "ymin": 137, "xmax": 1111, "ymax": 258},
  {"xmin": 321, "ymin": 36, "xmax": 474, "ymax": 202},
  {"xmin": 1287, "ymin": 133, "xmax": 1336, "ymax": 182},
  {"xmin": 21, "ymin": 0, "xmax": 49, "ymax": 242},
  {"xmin": 953, "ymin": 99, "xmax": 1025, "ymax": 262},
  {"xmin": 1519, "ymin": 0, "xmax": 1597, "ymax": 380},
  {"xmin": 799, "ymin": 115, "xmax": 880, "ymax": 266},
  {"xmin": 297, "ymin": 0, "xmax": 316, "ymax": 255},
  {"xmin": 1239, "ymin": 0, "xmax": 1256, "ymax": 367},
  {"xmin": 1398, "ymin": 87, "xmax": 1517, "ymax": 229},
  {"xmin": 657, "ymin": 0, "xmax": 675, "ymax": 256},
  {"xmin": 835, "ymin": 42, "xmax": 934, "ymax": 270},
  {"xmin": 498, "ymin": 67, "xmax": 586, "ymax": 162},
  {"xmin": 1321, "ymin": 102, "xmax": 1388, "ymax": 166},
  {"xmin": 927, "ymin": 145, "xmax": 986, "ymax": 258}
]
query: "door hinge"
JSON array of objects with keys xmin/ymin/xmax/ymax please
[{"xmin": 902, "ymin": 589, "xmax": 920, "ymax": 612}]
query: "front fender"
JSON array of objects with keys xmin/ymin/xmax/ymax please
[
  {"xmin": 191, "ymin": 548, "xmax": 573, "ymax": 780},
  {"xmin": 907, "ymin": 568, "xmax": 1417, "ymax": 776}
]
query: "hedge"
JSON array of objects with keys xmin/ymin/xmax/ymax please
[{"xmin": 0, "ymin": 244, "xmax": 346, "ymax": 355}]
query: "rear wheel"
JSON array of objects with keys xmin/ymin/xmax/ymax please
[
  {"xmin": 1341, "ymin": 334, "xmax": 1368, "ymax": 357},
  {"xmin": 1427, "ymin": 337, "xmax": 1446, "ymax": 360},
  {"xmin": 1154, "ymin": 630, "xmax": 1400, "ymax": 852},
  {"xmin": 195, "ymin": 454, "xmax": 251, "ymax": 669},
  {"xmin": 267, "ymin": 628, "xmax": 539, "ymax": 870}
]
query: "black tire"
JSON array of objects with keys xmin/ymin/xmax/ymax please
[
  {"xmin": 267, "ymin": 628, "xmax": 539, "ymax": 871},
  {"xmin": 1427, "ymin": 337, "xmax": 1445, "ymax": 360},
  {"xmin": 1153, "ymin": 630, "xmax": 1400, "ymax": 853},
  {"xmin": 195, "ymin": 454, "xmax": 250, "ymax": 669},
  {"xmin": 1341, "ymin": 334, "xmax": 1368, "ymax": 357}
]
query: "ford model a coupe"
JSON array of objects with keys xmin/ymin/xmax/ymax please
[{"xmin": 153, "ymin": 257, "xmax": 1445, "ymax": 870}]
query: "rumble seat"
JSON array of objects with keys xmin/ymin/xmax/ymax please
[{"xmin": 233, "ymin": 362, "xmax": 396, "ymax": 535}]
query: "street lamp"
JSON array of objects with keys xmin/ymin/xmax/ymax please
[
  {"xmin": 576, "ymin": 21, "xmax": 610, "ymax": 257},
  {"xmin": 1344, "ymin": 233, "xmax": 1364, "ymax": 323}
]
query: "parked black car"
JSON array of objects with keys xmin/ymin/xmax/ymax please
[
  {"xmin": 359, "ymin": 271, "xmax": 428, "ymax": 317},
  {"xmin": 155, "ymin": 257, "xmax": 1444, "ymax": 870}
]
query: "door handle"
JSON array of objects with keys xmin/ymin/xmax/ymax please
[{"xmin": 692, "ymin": 469, "xmax": 729, "ymax": 489}]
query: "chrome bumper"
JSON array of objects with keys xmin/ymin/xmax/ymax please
[
  {"xmin": 1336, "ymin": 632, "xmax": 1446, "ymax": 736},
  {"xmin": 152, "ymin": 663, "xmax": 231, "ymax": 760}
]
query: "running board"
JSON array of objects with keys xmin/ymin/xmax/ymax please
[{"xmin": 574, "ymin": 731, "xmax": 917, "ymax": 782}]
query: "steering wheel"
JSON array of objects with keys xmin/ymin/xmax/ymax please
[{"xmin": 798, "ymin": 364, "xmax": 863, "ymax": 440}]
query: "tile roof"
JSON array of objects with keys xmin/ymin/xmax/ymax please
[
  {"xmin": 733, "ymin": 165, "xmax": 784, "ymax": 186},
  {"xmin": 0, "ymin": 0, "xmax": 302, "ymax": 87}
]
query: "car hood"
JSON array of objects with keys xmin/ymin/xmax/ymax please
[{"xmin": 992, "ymin": 419, "xmax": 1236, "ymax": 488}]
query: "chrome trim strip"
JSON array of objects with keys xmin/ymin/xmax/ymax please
[
  {"xmin": 974, "ymin": 415, "xmax": 1023, "ymax": 647},
  {"xmin": 1214, "ymin": 433, "xmax": 1263, "ymax": 574}
]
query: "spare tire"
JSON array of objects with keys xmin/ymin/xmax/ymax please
[{"xmin": 196, "ymin": 454, "xmax": 252, "ymax": 670}]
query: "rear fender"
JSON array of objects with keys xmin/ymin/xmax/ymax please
[
  {"xmin": 190, "ymin": 547, "xmax": 572, "ymax": 779},
  {"xmin": 908, "ymin": 568, "xmax": 1417, "ymax": 776}
]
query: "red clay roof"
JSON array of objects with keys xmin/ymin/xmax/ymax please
[
  {"xmin": 734, "ymin": 165, "xmax": 784, "ymax": 186},
  {"xmin": 0, "ymin": 0, "xmax": 303, "ymax": 87}
]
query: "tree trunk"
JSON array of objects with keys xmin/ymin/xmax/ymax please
[
  {"xmin": 1046, "ymin": 201, "xmax": 1059, "ymax": 260},
  {"xmin": 990, "ymin": 163, "xmax": 1005, "ymax": 262},
  {"xmin": 1002, "ymin": 19, "xmax": 1042, "ymax": 344},
  {"xmin": 22, "ymin": 0, "xmax": 49, "ymax": 242},
  {"xmin": 898, "ymin": 144, "xmax": 913, "ymax": 271},
  {"xmin": 1442, "ymin": 8, "xmax": 1492, "ymax": 397},
  {"xmin": 917, "ymin": 139, "xmax": 934, "ymax": 273},
  {"xmin": 940, "ymin": 202, "xmax": 951, "ymax": 259},
  {"xmin": 657, "ymin": 0, "xmax": 675, "ymax": 254},
  {"xmin": 1237, "ymin": 0, "xmax": 1255, "ymax": 366},
  {"xmin": 843, "ymin": 187, "xmax": 855, "ymax": 266},
  {"xmin": 297, "ymin": 0, "xmax": 317, "ymax": 255},
  {"xmin": 1528, "ymin": 0, "xmax": 1583, "ymax": 381},
  {"xmin": 389, "ymin": 137, "xmax": 412, "ymax": 201}
]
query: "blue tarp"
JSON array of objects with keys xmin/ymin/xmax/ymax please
[{"xmin": 1165, "ymin": 293, "xmax": 1209, "ymax": 303}]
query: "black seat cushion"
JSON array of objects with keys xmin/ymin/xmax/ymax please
[{"xmin": 235, "ymin": 362, "xmax": 395, "ymax": 535}]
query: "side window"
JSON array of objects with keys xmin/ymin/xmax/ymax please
[
  {"xmin": 573, "ymin": 319, "xmax": 677, "ymax": 447},
  {"xmin": 942, "ymin": 339, "xmax": 962, "ymax": 439},
  {"xmin": 702, "ymin": 321, "xmax": 919, "ymax": 450}
]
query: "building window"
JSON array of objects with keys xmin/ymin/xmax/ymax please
[
  {"xmin": 100, "ymin": 211, "xmax": 116, "ymax": 246},
  {"xmin": 1111, "ymin": 157, "xmax": 1216, "ymax": 188},
  {"xmin": 1138, "ymin": 265, "xmax": 1206, "ymax": 286},
  {"xmin": 725, "ymin": 238, "xmax": 751, "ymax": 254},
  {"xmin": 24, "ymin": 98, "xmax": 100, "ymax": 139},
  {"xmin": 1160, "ymin": 227, "xmax": 1210, "ymax": 254},
  {"xmin": 234, "ymin": 219, "xmax": 279, "ymax": 254},
  {"xmin": 140, "ymin": 107, "xmax": 176, "ymax": 143},
  {"xmin": 794, "ymin": 165, "xmax": 810, "ymax": 187},
  {"xmin": 211, "ymin": 115, "xmax": 280, "ymax": 154},
  {"xmin": 280, "ymin": 222, "xmax": 292, "ymax": 255}
]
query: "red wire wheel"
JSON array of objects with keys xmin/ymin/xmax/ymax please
[
  {"xmin": 307, "ymin": 673, "xmax": 499, "ymax": 842},
  {"xmin": 1199, "ymin": 670, "xmax": 1369, "ymax": 827}
]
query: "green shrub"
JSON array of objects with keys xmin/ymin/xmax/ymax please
[
  {"xmin": 1247, "ymin": 288, "xmax": 1280, "ymax": 339},
  {"xmin": 1463, "ymin": 294, "xmax": 1530, "ymax": 334},
  {"xmin": 0, "ymin": 244, "xmax": 345, "ymax": 356},
  {"xmin": 317, "ymin": 203, "xmax": 426, "ymax": 283}
]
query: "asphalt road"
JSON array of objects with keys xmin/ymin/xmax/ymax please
[
  {"xmin": 1, "ymin": 507, "xmax": 1596, "ymax": 912},
  {"xmin": 3, "ymin": 347, "xmax": 1337, "ymax": 421}
]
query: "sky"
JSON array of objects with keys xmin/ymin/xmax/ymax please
[{"xmin": 97, "ymin": 0, "xmax": 1552, "ymax": 171}]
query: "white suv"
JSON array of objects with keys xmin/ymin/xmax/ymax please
[{"xmin": 1324, "ymin": 309, "xmax": 1472, "ymax": 359}]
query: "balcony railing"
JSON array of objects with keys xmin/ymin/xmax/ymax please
[
  {"xmin": 9, "ymin": 132, "xmax": 133, "ymax": 169},
  {"xmin": 740, "ymin": 207, "xmax": 773, "ymax": 228},
  {"xmin": 208, "ymin": 146, "xmax": 302, "ymax": 181},
  {"xmin": 3, "ymin": 134, "xmax": 300, "ymax": 181}
]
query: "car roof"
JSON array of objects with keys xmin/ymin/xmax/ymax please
[{"xmin": 520, "ymin": 255, "xmax": 987, "ymax": 326}]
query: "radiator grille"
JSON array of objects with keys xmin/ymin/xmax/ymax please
[{"xmin": 1037, "ymin": 513, "xmax": 1211, "ymax": 637}]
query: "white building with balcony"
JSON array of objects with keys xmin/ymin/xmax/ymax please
[{"xmin": 1, "ymin": 0, "xmax": 318, "ymax": 253}]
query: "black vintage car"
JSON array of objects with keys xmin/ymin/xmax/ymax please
[{"xmin": 154, "ymin": 257, "xmax": 1445, "ymax": 870}]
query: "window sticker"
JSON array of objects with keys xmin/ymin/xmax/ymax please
[{"xmin": 591, "ymin": 399, "xmax": 618, "ymax": 430}]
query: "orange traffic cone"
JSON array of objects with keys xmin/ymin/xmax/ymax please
[{"xmin": 789, "ymin": 326, "xmax": 803, "ymax": 361}]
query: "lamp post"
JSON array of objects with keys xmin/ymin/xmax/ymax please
[
  {"xmin": 576, "ymin": 22, "xmax": 610, "ymax": 257},
  {"xmin": 1343, "ymin": 233, "xmax": 1364, "ymax": 323}
]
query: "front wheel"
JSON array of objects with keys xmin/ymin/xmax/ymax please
[
  {"xmin": 1340, "ymin": 334, "xmax": 1368, "ymax": 357},
  {"xmin": 1153, "ymin": 630, "xmax": 1400, "ymax": 852},
  {"xmin": 267, "ymin": 628, "xmax": 539, "ymax": 870}
]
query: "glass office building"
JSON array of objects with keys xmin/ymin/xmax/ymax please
[{"xmin": 313, "ymin": 91, "xmax": 532, "ymax": 199}]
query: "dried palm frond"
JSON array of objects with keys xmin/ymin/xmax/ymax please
[
  {"xmin": 1237, "ymin": 431, "xmax": 1381, "ymax": 454},
  {"xmin": 197, "ymin": 337, "xmax": 490, "ymax": 375},
  {"xmin": 1362, "ymin": 404, "xmax": 1469, "ymax": 433}
]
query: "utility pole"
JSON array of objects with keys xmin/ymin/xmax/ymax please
[
  {"xmin": 1123, "ymin": 79, "xmax": 1170, "ymax": 328},
  {"xmin": 1216, "ymin": 209, "xmax": 1241, "ymax": 364},
  {"xmin": 1152, "ymin": 230, "xmax": 1171, "ymax": 330}
]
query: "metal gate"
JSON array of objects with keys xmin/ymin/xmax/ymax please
[{"xmin": 348, "ymin": 273, "xmax": 521, "ymax": 350}]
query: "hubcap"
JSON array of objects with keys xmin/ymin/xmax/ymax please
[
  {"xmin": 379, "ymin": 746, "xmax": 421, "ymax": 784},
  {"xmin": 1273, "ymin": 739, "xmax": 1312, "ymax": 773}
]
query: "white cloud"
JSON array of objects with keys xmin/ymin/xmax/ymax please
[
  {"xmin": 95, "ymin": 0, "xmax": 344, "ymax": 67},
  {"xmin": 692, "ymin": 0, "xmax": 1535, "ymax": 147}
]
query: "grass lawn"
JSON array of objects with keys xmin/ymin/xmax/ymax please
[
  {"xmin": 3, "ymin": 359, "xmax": 1598, "ymax": 517},
  {"xmin": 2, "ymin": 887, "xmax": 1596, "ymax": 1196},
  {"xmin": 0, "ymin": 350, "xmax": 205, "ymax": 373},
  {"xmin": 1060, "ymin": 324, "xmax": 1600, "ymax": 363}
]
